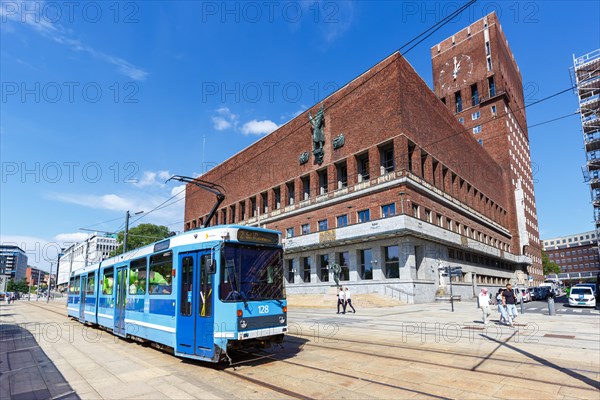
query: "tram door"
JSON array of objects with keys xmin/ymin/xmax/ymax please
[
  {"xmin": 114, "ymin": 266, "xmax": 128, "ymax": 336},
  {"xmin": 177, "ymin": 251, "xmax": 214, "ymax": 357},
  {"xmin": 79, "ymin": 274, "xmax": 87, "ymax": 322}
]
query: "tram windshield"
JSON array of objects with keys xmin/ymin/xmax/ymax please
[{"xmin": 220, "ymin": 244, "xmax": 284, "ymax": 302}]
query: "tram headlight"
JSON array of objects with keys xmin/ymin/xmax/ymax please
[
  {"xmin": 279, "ymin": 315, "xmax": 286, "ymax": 324},
  {"xmin": 240, "ymin": 319, "xmax": 247, "ymax": 329}
]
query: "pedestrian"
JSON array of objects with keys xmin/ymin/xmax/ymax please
[
  {"xmin": 502, "ymin": 283, "xmax": 518, "ymax": 326},
  {"xmin": 344, "ymin": 287, "xmax": 356, "ymax": 313},
  {"xmin": 337, "ymin": 287, "xmax": 346, "ymax": 314},
  {"xmin": 478, "ymin": 288, "xmax": 491, "ymax": 325},
  {"xmin": 496, "ymin": 288, "xmax": 508, "ymax": 324}
]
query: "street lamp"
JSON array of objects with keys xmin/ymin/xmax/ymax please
[{"xmin": 123, "ymin": 210, "xmax": 144, "ymax": 253}]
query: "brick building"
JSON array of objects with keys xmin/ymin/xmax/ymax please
[
  {"xmin": 543, "ymin": 231, "xmax": 600, "ymax": 274},
  {"xmin": 25, "ymin": 266, "xmax": 47, "ymax": 287},
  {"xmin": 184, "ymin": 13, "xmax": 539, "ymax": 302},
  {"xmin": 431, "ymin": 12, "xmax": 543, "ymax": 283}
]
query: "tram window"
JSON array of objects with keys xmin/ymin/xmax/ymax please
[
  {"xmin": 129, "ymin": 258, "xmax": 147, "ymax": 295},
  {"xmin": 199, "ymin": 255, "xmax": 212, "ymax": 317},
  {"xmin": 149, "ymin": 251, "xmax": 173, "ymax": 295},
  {"xmin": 180, "ymin": 256, "xmax": 193, "ymax": 316},
  {"xmin": 71, "ymin": 276, "xmax": 80, "ymax": 294},
  {"xmin": 69, "ymin": 276, "xmax": 79, "ymax": 294},
  {"xmin": 87, "ymin": 275, "xmax": 95, "ymax": 295},
  {"xmin": 102, "ymin": 268, "xmax": 114, "ymax": 295}
]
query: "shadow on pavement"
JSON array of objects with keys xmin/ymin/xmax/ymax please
[
  {"xmin": 183, "ymin": 336, "xmax": 309, "ymax": 370},
  {"xmin": 0, "ymin": 324, "xmax": 79, "ymax": 400},
  {"xmin": 480, "ymin": 333, "xmax": 600, "ymax": 390}
]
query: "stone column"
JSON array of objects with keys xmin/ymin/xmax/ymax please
[
  {"xmin": 423, "ymin": 153, "xmax": 434, "ymax": 184},
  {"xmin": 347, "ymin": 155, "xmax": 358, "ymax": 187},
  {"xmin": 349, "ymin": 249, "xmax": 360, "ymax": 282},
  {"xmin": 394, "ymin": 136, "xmax": 409, "ymax": 174},
  {"xmin": 410, "ymin": 146, "xmax": 422, "ymax": 177},
  {"xmin": 371, "ymin": 245, "xmax": 385, "ymax": 281},
  {"xmin": 327, "ymin": 164, "xmax": 337, "ymax": 193},
  {"xmin": 369, "ymin": 146, "xmax": 380, "ymax": 180},
  {"xmin": 400, "ymin": 240, "xmax": 416, "ymax": 280}
]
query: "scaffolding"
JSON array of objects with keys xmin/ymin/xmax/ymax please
[{"xmin": 572, "ymin": 49, "xmax": 600, "ymax": 244}]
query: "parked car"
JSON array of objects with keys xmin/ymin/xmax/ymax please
[
  {"xmin": 574, "ymin": 283, "xmax": 598, "ymax": 296},
  {"xmin": 568, "ymin": 287, "xmax": 596, "ymax": 308},
  {"xmin": 520, "ymin": 288, "xmax": 531, "ymax": 302},
  {"xmin": 533, "ymin": 287, "xmax": 549, "ymax": 301}
]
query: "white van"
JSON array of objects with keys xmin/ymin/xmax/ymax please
[{"xmin": 568, "ymin": 287, "xmax": 596, "ymax": 308}]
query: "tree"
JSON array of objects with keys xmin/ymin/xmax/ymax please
[
  {"xmin": 7, "ymin": 279, "xmax": 29, "ymax": 293},
  {"xmin": 542, "ymin": 250, "xmax": 561, "ymax": 276},
  {"xmin": 109, "ymin": 223, "xmax": 171, "ymax": 256}
]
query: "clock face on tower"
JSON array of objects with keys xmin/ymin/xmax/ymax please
[{"xmin": 439, "ymin": 54, "xmax": 474, "ymax": 92}]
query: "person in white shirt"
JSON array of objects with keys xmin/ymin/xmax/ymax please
[
  {"xmin": 337, "ymin": 287, "xmax": 346, "ymax": 314},
  {"xmin": 478, "ymin": 288, "xmax": 491, "ymax": 325},
  {"xmin": 344, "ymin": 287, "xmax": 356, "ymax": 313}
]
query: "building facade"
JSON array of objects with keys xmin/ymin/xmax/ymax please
[
  {"xmin": 57, "ymin": 235, "xmax": 118, "ymax": 285},
  {"xmin": 543, "ymin": 231, "xmax": 600, "ymax": 274},
  {"xmin": 184, "ymin": 13, "xmax": 537, "ymax": 303},
  {"xmin": 25, "ymin": 266, "xmax": 48, "ymax": 287},
  {"xmin": 431, "ymin": 12, "xmax": 543, "ymax": 284},
  {"xmin": 0, "ymin": 245, "xmax": 28, "ymax": 281},
  {"xmin": 572, "ymin": 50, "xmax": 600, "ymax": 251}
]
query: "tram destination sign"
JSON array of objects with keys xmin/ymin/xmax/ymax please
[{"xmin": 237, "ymin": 229, "xmax": 279, "ymax": 245}]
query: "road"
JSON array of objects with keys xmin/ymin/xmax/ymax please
[{"xmin": 520, "ymin": 295, "xmax": 600, "ymax": 316}]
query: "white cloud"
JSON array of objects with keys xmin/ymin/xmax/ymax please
[
  {"xmin": 48, "ymin": 189, "xmax": 185, "ymax": 228},
  {"xmin": 212, "ymin": 107, "xmax": 238, "ymax": 131},
  {"xmin": 0, "ymin": 2, "xmax": 148, "ymax": 80},
  {"xmin": 241, "ymin": 119, "xmax": 279, "ymax": 135},
  {"xmin": 132, "ymin": 170, "xmax": 171, "ymax": 188},
  {"xmin": 50, "ymin": 193, "xmax": 137, "ymax": 211},
  {"xmin": 0, "ymin": 235, "xmax": 60, "ymax": 268},
  {"xmin": 54, "ymin": 232, "xmax": 90, "ymax": 243}
]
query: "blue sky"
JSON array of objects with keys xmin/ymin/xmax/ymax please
[{"xmin": 1, "ymin": 1, "xmax": 599, "ymax": 269}]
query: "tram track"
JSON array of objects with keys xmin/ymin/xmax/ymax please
[
  {"xmin": 221, "ymin": 369, "xmax": 315, "ymax": 400},
  {"xmin": 280, "ymin": 335, "xmax": 600, "ymax": 392},
  {"xmin": 21, "ymin": 302, "xmax": 312, "ymax": 399},
  {"xmin": 230, "ymin": 349, "xmax": 452, "ymax": 400},
  {"xmin": 287, "ymin": 332, "xmax": 600, "ymax": 373},
  {"xmin": 23, "ymin": 301, "xmax": 600, "ymax": 373},
  {"xmin": 21, "ymin": 301, "xmax": 600, "ymax": 394}
]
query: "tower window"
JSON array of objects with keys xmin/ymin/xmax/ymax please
[
  {"xmin": 488, "ymin": 76, "xmax": 496, "ymax": 97},
  {"xmin": 455, "ymin": 91, "xmax": 462, "ymax": 113},
  {"xmin": 471, "ymin": 84, "xmax": 479, "ymax": 106}
]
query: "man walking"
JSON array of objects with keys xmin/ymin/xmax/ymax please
[
  {"xmin": 478, "ymin": 288, "xmax": 491, "ymax": 325},
  {"xmin": 502, "ymin": 283, "xmax": 518, "ymax": 326},
  {"xmin": 344, "ymin": 287, "xmax": 356, "ymax": 313},
  {"xmin": 496, "ymin": 288, "xmax": 508, "ymax": 324},
  {"xmin": 337, "ymin": 287, "xmax": 346, "ymax": 314}
]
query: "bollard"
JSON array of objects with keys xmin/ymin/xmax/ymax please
[
  {"xmin": 520, "ymin": 294, "xmax": 524, "ymax": 315},
  {"xmin": 547, "ymin": 296, "xmax": 555, "ymax": 315}
]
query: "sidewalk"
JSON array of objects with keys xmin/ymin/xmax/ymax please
[
  {"xmin": 0, "ymin": 303, "xmax": 79, "ymax": 400},
  {"xmin": 2, "ymin": 297, "xmax": 599, "ymax": 399}
]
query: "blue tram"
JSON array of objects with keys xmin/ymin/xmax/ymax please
[{"xmin": 67, "ymin": 225, "xmax": 287, "ymax": 362}]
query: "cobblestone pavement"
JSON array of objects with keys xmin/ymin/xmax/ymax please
[{"xmin": 1, "ymin": 298, "xmax": 598, "ymax": 399}]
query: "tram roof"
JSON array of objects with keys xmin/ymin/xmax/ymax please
[{"xmin": 71, "ymin": 225, "xmax": 281, "ymax": 276}]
